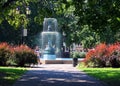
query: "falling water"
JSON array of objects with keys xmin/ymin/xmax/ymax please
[{"xmin": 41, "ymin": 18, "xmax": 61, "ymax": 60}]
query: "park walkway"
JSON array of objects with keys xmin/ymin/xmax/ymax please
[{"xmin": 13, "ymin": 64, "xmax": 108, "ymax": 86}]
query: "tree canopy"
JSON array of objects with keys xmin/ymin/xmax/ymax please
[
  {"xmin": 0, "ymin": 0, "xmax": 120, "ymax": 48},
  {"xmin": 73, "ymin": 0, "xmax": 120, "ymax": 44}
]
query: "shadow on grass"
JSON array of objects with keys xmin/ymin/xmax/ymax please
[{"xmin": 0, "ymin": 67, "xmax": 27, "ymax": 86}]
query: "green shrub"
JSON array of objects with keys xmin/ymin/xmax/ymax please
[
  {"xmin": 6, "ymin": 52, "xmax": 17, "ymax": 66},
  {"xmin": 71, "ymin": 51, "xmax": 86, "ymax": 58},
  {"xmin": 79, "ymin": 52, "xmax": 86, "ymax": 58},
  {"xmin": 72, "ymin": 52, "xmax": 80, "ymax": 58},
  {"xmin": 85, "ymin": 57, "xmax": 106, "ymax": 67}
]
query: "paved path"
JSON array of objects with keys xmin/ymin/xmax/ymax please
[{"xmin": 13, "ymin": 64, "xmax": 108, "ymax": 86}]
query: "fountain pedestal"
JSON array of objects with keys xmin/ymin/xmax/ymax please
[{"xmin": 43, "ymin": 41, "xmax": 56, "ymax": 60}]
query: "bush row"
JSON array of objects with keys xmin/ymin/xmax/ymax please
[
  {"xmin": 84, "ymin": 42, "xmax": 120, "ymax": 68},
  {"xmin": 0, "ymin": 42, "xmax": 37, "ymax": 67}
]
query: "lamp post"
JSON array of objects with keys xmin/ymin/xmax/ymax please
[
  {"xmin": 16, "ymin": 3, "xmax": 31, "ymax": 44},
  {"xmin": 62, "ymin": 32, "xmax": 66, "ymax": 52},
  {"xmin": 62, "ymin": 32, "xmax": 66, "ymax": 58}
]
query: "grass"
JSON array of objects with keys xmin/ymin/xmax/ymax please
[
  {"xmin": 77, "ymin": 65, "xmax": 120, "ymax": 86},
  {"xmin": 0, "ymin": 66, "xmax": 27, "ymax": 86}
]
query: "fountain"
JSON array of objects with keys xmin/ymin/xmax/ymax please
[
  {"xmin": 40, "ymin": 18, "xmax": 83, "ymax": 64},
  {"xmin": 41, "ymin": 18, "xmax": 61, "ymax": 60}
]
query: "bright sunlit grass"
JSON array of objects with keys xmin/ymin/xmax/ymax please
[
  {"xmin": 77, "ymin": 65, "xmax": 120, "ymax": 86},
  {"xmin": 0, "ymin": 66, "xmax": 27, "ymax": 86}
]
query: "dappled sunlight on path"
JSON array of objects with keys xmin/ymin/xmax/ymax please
[{"xmin": 13, "ymin": 64, "xmax": 108, "ymax": 86}]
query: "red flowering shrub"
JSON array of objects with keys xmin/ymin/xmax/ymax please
[
  {"xmin": 0, "ymin": 42, "xmax": 12, "ymax": 66},
  {"xmin": 108, "ymin": 43, "xmax": 120, "ymax": 67},
  {"xmin": 84, "ymin": 43, "xmax": 107, "ymax": 67},
  {"xmin": 84, "ymin": 42, "xmax": 120, "ymax": 67},
  {"xmin": 0, "ymin": 42, "xmax": 37, "ymax": 67},
  {"xmin": 14, "ymin": 45, "xmax": 37, "ymax": 67}
]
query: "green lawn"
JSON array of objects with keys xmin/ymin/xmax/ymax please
[
  {"xmin": 77, "ymin": 66, "xmax": 120, "ymax": 86},
  {"xmin": 0, "ymin": 66, "xmax": 27, "ymax": 86}
]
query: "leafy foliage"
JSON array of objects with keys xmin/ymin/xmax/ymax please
[
  {"xmin": 0, "ymin": 0, "xmax": 120, "ymax": 48},
  {"xmin": 71, "ymin": 51, "xmax": 86, "ymax": 58},
  {"xmin": 73, "ymin": 0, "xmax": 120, "ymax": 44},
  {"xmin": 0, "ymin": 0, "xmax": 74, "ymax": 47}
]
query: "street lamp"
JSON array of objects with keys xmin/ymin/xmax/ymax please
[
  {"xmin": 16, "ymin": 5, "xmax": 31, "ymax": 44},
  {"xmin": 26, "ymin": 7, "xmax": 31, "ymax": 15},
  {"xmin": 16, "ymin": 6, "xmax": 31, "ymax": 15}
]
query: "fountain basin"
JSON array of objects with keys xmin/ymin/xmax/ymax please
[
  {"xmin": 43, "ymin": 55, "xmax": 56, "ymax": 60},
  {"xmin": 40, "ymin": 58, "xmax": 84, "ymax": 64}
]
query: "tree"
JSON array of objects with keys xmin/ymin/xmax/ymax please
[
  {"xmin": 0, "ymin": 0, "xmax": 75, "ymax": 47},
  {"xmin": 73, "ymin": 0, "xmax": 120, "ymax": 44},
  {"xmin": 0, "ymin": 0, "xmax": 54, "ymax": 46}
]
